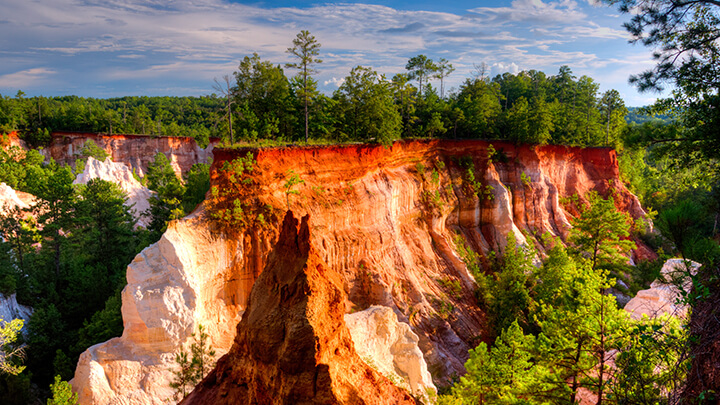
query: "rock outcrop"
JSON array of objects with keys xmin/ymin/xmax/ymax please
[
  {"xmin": 47, "ymin": 131, "xmax": 218, "ymax": 177},
  {"xmin": 624, "ymin": 258, "xmax": 700, "ymax": 320},
  {"xmin": 183, "ymin": 212, "xmax": 417, "ymax": 405},
  {"xmin": 74, "ymin": 140, "xmax": 652, "ymax": 404},
  {"xmin": 71, "ymin": 209, "xmax": 262, "ymax": 405},
  {"xmin": 0, "ymin": 182, "xmax": 33, "ymax": 213},
  {"xmin": 345, "ymin": 305, "xmax": 436, "ymax": 403},
  {"xmin": 73, "ymin": 157, "xmax": 153, "ymax": 228},
  {"xmin": 0, "ymin": 293, "xmax": 33, "ymax": 325}
]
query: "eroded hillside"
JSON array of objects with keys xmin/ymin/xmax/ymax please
[{"xmin": 72, "ymin": 139, "xmax": 652, "ymax": 404}]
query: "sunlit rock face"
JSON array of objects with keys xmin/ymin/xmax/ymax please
[
  {"xmin": 71, "ymin": 209, "xmax": 265, "ymax": 405},
  {"xmin": 73, "ymin": 140, "xmax": 651, "ymax": 404},
  {"xmin": 182, "ymin": 212, "xmax": 418, "ymax": 405},
  {"xmin": 345, "ymin": 305, "xmax": 436, "ymax": 403},
  {"xmin": 73, "ymin": 157, "xmax": 153, "ymax": 228},
  {"xmin": 0, "ymin": 182, "xmax": 32, "ymax": 213},
  {"xmin": 624, "ymin": 258, "xmax": 701, "ymax": 320},
  {"xmin": 46, "ymin": 131, "xmax": 217, "ymax": 177}
]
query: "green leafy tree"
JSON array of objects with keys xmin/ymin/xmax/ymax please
[
  {"xmin": 598, "ymin": 89, "xmax": 627, "ymax": 147},
  {"xmin": 448, "ymin": 321, "xmax": 542, "ymax": 404},
  {"xmin": 0, "ymin": 318, "xmax": 25, "ymax": 375},
  {"xmin": 170, "ymin": 350, "xmax": 195, "ymax": 401},
  {"xmin": 182, "ymin": 162, "xmax": 210, "ymax": 213},
  {"xmin": 569, "ymin": 191, "xmax": 636, "ymax": 271},
  {"xmin": 454, "ymin": 77, "xmax": 502, "ymax": 138},
  {"xmin": 608, "ymin": 316, "xmax": 688, "ymax": 404},
  {"xmin": 190, "ymin": 324, "xmax": 216, "ymax": 383},
  {"xmin": 286, "ymin": 30, "xmax": 322, "ymax": 143},
  {"xmin": 79, "ymin": 139, "xmax": 109, "ymax": 161},
  {"xmin": 170, "ymin": 324, "xmax": 216, "ymax": 401},
  {"xmin": 332, "ymin": 66, "xmax": 402, "ymax": 146},
  {"xmin": 533, "ymin": 245, "xmax": 626, "ymax": 404},
  {"xmin": 47, "ymin": 375, "xmax": 78, "ymax": 405},
  {"xmin": 405, "ymin": 55, "xmax": 437, "ymax": 96},
  {"xmin": 31, "ymin": 165, "xmax": 77, "ymax": 280},
  {"xmin": 283, "ymin": 169, "xmax": 305, "ymax": 209},
  {"xmin": 145, "ymin": 152, "xmax": 185, "ymax": 238},
  {"xmin": 391, "ymin": 73, "xmax": 418, "ymax": 137},
  {"xmin": 234, "ymin": 53, "xmax": 296, "ymax": 141},
  {"xmin": 484, "ymin": 237, "xmax": 538, "ymax": 335}
]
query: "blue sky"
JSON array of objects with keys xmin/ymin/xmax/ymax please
[{"xmin": 0, "ymin": 0, "xmax": 664, "ymax": 106}]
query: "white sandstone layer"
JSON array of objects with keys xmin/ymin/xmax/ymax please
[
  {"xmin": 0, "ymin": 182, "xmax": 31, "ymax": 213},
  {"xmin": 345, "ymin": 305, "xmax": 437, "ymax": 403},
  {"xmin": 71, "ymin": 210, "xmax": 244, "ymax": 405},
  {"xmin": 625, "ymin": 258, "xmax": 701, "ymax": 320},
  {"xmin": 0, "ymin": 293, "xmax": 33, "ymax": 326},
  {"xmin": 73, "ymin": 157, "xmax": 153, "ymax": 228}
]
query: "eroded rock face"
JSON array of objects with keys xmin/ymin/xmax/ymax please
[
  {"xmin": 74, "ymin": 140, "xmax": 651, "ymax": 403},
  {"xmin": 0, "ymin": 182, "xmax": 32, "ymax": 213},
  {"xmin": 71, "ymin": 209, "xmax": 265, "ymax": 405},
  {"xmin": 73, "ymin": 157, "xmax": 153, "ymax": 228},
  {"xmin": 345, "ymin": 305, "xmax": 436, "ymax": 403},
  {"xmin": 624, "ymin": 258, "xmax": 701, "ymax": 320},
  {"xmin": 0, "ymin": 293, "xmax": 33, "ymax": 326},
  {"xmin": 47, "ymin": 131, "xmax": 218, "ymax": 177},
  {"xmin": 182, "ymin": 212, "xmax": 417, "ymax": 405}
]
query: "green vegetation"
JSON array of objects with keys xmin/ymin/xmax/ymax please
[
  {"xmin": 0, "ymin": 318, "xmax": 25, "ymax": 375},
  {"xmin": 283, "ymin": 169, "xmax": 305, "ymax": 209},
  {"xmin": 170, "ymin": 324, "xmax": 216, "ymax": 401},
  {"xmin": 442, "ymin": 195, "xmax": 688, "ymax": 404},
  {"xmin": 47, "ymin": 375, "xmax": 78, "ymax": 405}
]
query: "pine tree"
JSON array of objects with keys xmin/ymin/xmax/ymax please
[{"xmin": 286, "ymin": 30, "xmax": 322, "ymax": 144}]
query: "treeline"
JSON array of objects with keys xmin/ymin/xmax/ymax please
[
  {"xmin": 0, "ymin": 94, "xmax": 224, "ymax": 147},
  {"xmin": 0, "ymin": 64, "xmax": 628, "ymax": 149},
  {"xmin": 223, "ymin": 54, "xmax": 629, "ymax": 147}
]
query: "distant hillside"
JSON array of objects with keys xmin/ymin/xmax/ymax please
[{"xmin": 626, "ymin": 106, "xmax": 673, "ymax": 125}]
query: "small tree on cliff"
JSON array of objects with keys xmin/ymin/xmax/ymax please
[
  {"xmin": 47, "ymin": 375, "xmax": 78, "ymax": 405},
  {"xmin": 283, "ymin": 169, "xmax": 304, "ymax": 209},
  {"xmin": 170, "ymin": 324, "xmax": 216, "ymax": 401}
]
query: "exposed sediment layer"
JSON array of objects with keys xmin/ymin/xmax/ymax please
[{"xmin": 73, "ymin": 139, "xmax": 651, "ymax": 404}]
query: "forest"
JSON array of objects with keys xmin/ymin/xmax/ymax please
[{"xmin": 1, "ymin": 0, "xmax": 720, "ymax": 403}]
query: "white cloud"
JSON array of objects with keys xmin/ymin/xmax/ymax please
[
  {"xmin": 0, "ymin": 68, "xmax": 56, "ymax": 88},
  {"xmin": 324, "ymin": 77, "xmax": 345, "ymax": 87},
  {"xmin": 0, "ymin": 0, "xmax": 659, "ymax": 104},
  {"xmin": 469, "ymin": 0, "xmax": 586, "ymax": 25}
]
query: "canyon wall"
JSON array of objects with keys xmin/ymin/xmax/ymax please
[
  {"xmin": 46, "ymin": 131, "xmax": 219, "ymax": 176},
  {"xmin": 73, "ymin": 139, "xmax": 651, "ymax": 404}
]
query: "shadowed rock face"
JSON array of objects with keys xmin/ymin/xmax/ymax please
[{"xmin": 182, "ymin": 211, "xmax": 417, "ymax": 405}]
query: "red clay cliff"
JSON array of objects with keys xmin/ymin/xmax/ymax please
[{"xmin": 182, "ymin": 211, "xmax": 417, "ymax": 405}]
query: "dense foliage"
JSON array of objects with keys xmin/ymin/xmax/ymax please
[{"xmin": 444, "ymin": 195, "xmax": 688, "ymax": 404}]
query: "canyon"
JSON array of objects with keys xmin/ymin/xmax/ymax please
[
  {"xmin": 46, "ymin": 131, "xmax": 218, "ymax": 176},
  {"xmin": 69, "ymin": 138, "xmax": 653, "ymax": 404}
]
